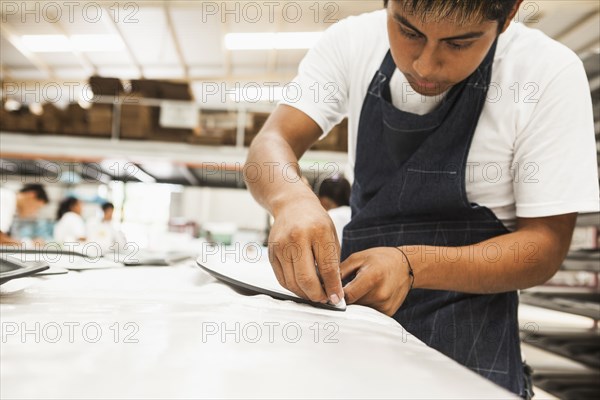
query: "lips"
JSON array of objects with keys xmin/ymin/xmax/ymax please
[
  {"xmin": 412, "ymin": 78, "xmax": 439, "ymax": 89},
  {"xmin": 405, "ymin": 74, "xmax": 447, "ymax": 94}
]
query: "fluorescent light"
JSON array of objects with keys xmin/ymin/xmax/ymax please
[
  {"xmin": 71, "ymin": 34, "xmax": 125, "ymax": 52},
  {"xmin": 20, "ymin": 34, "xmax": 124, "ymax": 52},
  {"xmin": 225, "ymin": 32, "xmax": 323, "ymax": 50},
  {"xmin": 21, "ymin": 35, "xmax": 72, "ymax": 52}
]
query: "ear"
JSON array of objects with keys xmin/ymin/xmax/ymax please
[{"xmin": 501, "ymin": 0, "xmax": 525, "ymax": 33}]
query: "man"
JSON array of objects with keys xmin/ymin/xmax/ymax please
[
  {"xmin": 0, "ymin": 184, "xmax": 49, "ymax": 245},
  {"xmin": 245, "ymin": 0, "xmax": 599, "ymax": 397},
  {"xmin": 101, "ymin": 202, "xmax": 115, "ymax": 222},
  {"xmin": 87, "ymin": 202, "xmax": 126, "ymax": 253}
]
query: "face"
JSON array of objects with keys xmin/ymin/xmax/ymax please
[
  {"xmin": 387, "ymin": 2, "xmax": 503, "ymax": 96},
  {"xmin": 104, "ymin": 207, "xmax": 114, "ymax": 221},
  {"xmin": 71, "ymin": 200, "xmax": 82, "ymax": 215},
  {"xmin": 17, "ymin": 193, "xmax": 46, "ymax": 218}
]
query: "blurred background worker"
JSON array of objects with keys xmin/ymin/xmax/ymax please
[
  {"xmin": 318, "ymin": 177, "xmax": 351, "ymax": 245},
  {"xmin": 54, "ymin": 196, "xmax": 86, "ymax": 243},
  {"xmin": 87, "ymin": 202, "xmax": 126, "ymax": 253},
  {"xmin": 0, "ymin": 184, "xmax": 49, "ymax": 245}
]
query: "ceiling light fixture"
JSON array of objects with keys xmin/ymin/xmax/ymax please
[
  {"xmin": 20, "ymin": 34, "xmax": 125, "ymax": 52},
  {"xmin": 225, "ymin": 32, "xmax": 323, "ymax": 50}
]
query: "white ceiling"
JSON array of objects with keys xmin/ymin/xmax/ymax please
[{"xmin": 0, "ymin": 0, "xmax": 598, "ymax": 84}]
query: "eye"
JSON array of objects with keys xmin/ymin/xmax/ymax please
[
  {"xmin": 399, "ymin": 27, "xmax": 421, "ymax": 40},
  {"xmin": 447, "ymin": 41, "xmax": 473, "ymax": 51}
]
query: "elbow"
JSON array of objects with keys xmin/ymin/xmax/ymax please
[{"xmin": 520, "ymin": 257, "xmax": 563, "ymax": 290}]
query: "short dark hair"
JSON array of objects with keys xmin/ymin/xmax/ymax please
[
  {"xmin": 56, "ymin": 197, "xmax": 79, "ymax": 221},
  {"xmin": 101, "ymin": 202, "xmax": 114, "ymax": 212},
  {"xmin": 383, "ymin": 0, "xmax": 519, "ymax": 28},
  {"xmin": 318, "ymin": 178, "xmax": 351, "ymax": 208},
  {"xmin": 20, "ymin": 184, "xmax": 49, "ymax": 203}
]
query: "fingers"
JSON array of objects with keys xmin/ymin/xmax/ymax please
[
  {"xmin": 293, "ymin": 242, "xmax": 328, "ymax": 303},
  {"xmin": 266, "ymin": 206, "xmax": 343, "ymax": 304},
  {"xmin": 339, "ymin": 252, "xmax": 365, "ymax": 281},
  {"xmin": 343, "ymin": 265, "xmax": 375, "ymax": 305},
  {"xmin": 269, "ymin": 242, "xmax": 308, "ymax": 299},
  {"xmin": 268, "ymin": 248, "xmax": 286, "ymax": 288},
  {"xmin": 313, "ymin": 239, "xmax": 343, "ymax": 304},
  {"xmin": 270, "ymin": 240, "xmax": 327, "ymax": 302}
]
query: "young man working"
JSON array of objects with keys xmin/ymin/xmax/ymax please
[
  {"xmin": 0, "ymin": 184, "xmax": 49, "ymax": 245},
  {"xmin": 245, "ymin": 1, "xmax": 599, "ymax": 396}
]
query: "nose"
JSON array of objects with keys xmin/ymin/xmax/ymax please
[{"xmin": 413, "ymin": 43, "xmax": 440, "ymax": 80}]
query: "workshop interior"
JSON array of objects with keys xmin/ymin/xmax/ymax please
[{"xmin": 1, "ymin": 1, "xmax": 599, "ymax": 399}]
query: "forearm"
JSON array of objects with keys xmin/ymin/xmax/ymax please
[
  {"xmin": 245, "ymin": 134, "xmax": 310, "ymax": 216},
  {"xmin": 404, "ymin": 222, "xmax": 573, "ymax": 294},
  {"xmin": 244, "ymin": 105, "xmax": 326, "ymax": 217},
  {"xmin": 244, "ymin": 107, "xmax": 345, "ymax": 303},
  {"xmin": 0, "ymin": 232, "xmax": 19, "ymax": 246}
]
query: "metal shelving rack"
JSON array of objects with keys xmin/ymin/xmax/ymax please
[
  {"xmin": 0, "ymin": 95, "xmax": 348, "ymax": 188},
  {"xmin": 520, "ymin": 213, "xmax": 600, "ymax": 400}
]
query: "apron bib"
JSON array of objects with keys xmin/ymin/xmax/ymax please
[{"xmin": 341, "ymin": 42, "xmax": 525, "ymax": 396}]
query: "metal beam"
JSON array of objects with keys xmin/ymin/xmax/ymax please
[
  {"xmin": 163, "ymin": 2, "xmax": 189, "ymax": 79},
  {"xmin": 589, "ymin": 74, "xmax": 600, "ymax": 92},
  {"xmin": 0, "ymin": 23, "xmax": 55, "ymax": 80},
  {"xmin": 81, "ymin": 162, "xmax": 114, "ymax": 184},
  {"xmin": 576, "ymin": 39, "xmax": 600, "ymax": 58},
  {"xmin": 130, "ymin": 164, "xmax": 157, "ymax": 184},
  {"xmin": 220, "ymin": 15, "xmax": 232, "ymax": 78},
  {"xmin": 266, "ymin": 11, "xmax": 282, "ymax": 78},
  {"xmin": 0, "ymin": 65, "xmax": 13, "ymax": 81},
  {"xmin": 178, "ymin": 165, "xmax": 200, "ymax": 186},
  {"xmin": 101, "ymin": 5, "xmax": 144, "ymax": 78},
  {"xmin": 53, "ymin": 20, "xmax": 97, "ymax": 76},
  {"xmin": 1, "ymin": 73, "xmax": 297, "ymax": 87}
]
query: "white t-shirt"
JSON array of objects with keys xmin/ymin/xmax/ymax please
[
  {"xmin": 328, "ymin": 205, "xmax": 352, "ymax": 245},
  {"xmin": 54, "ymin": 212, "xmax": 86, "ymax": 243},
  {"xmin": 0, "ymin": 187, "xmax": 17, "ymax": 234},
  {"xmin": 282, "ymin": 10, "xmax": 600, "ymax": 229},
  {"xmin": 87, "ymin": 219, "xmax": 126, "ymax": 253}
]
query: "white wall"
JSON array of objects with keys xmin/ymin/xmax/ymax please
[{"xmin": 180, "ymin": 187, "xmax": 268, "ymax": 231}]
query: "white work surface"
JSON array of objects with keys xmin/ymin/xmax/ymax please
[{"xmin": 0, "ymin": 262, "xmax": 517, "ymax": 399}]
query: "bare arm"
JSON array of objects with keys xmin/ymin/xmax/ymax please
[
  {"xmin": 340, "ymin": 214, "xmax": 577, "ymax": 316},
  {"xmin": 245, "ymin": 104, "xmax": 345, "ymax": 305},
  {"xmin": 407, "ymin": 214, "xmax": 577, "ymax": 293},
  {"xmin": 245, "ymin": 104, "xmax": 322, "ymax": 214},
  {"xmin": 0, "ymin": 231, "xmax": 19, "ymax": 246}
]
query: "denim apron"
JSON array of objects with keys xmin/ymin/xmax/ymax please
[{"xmin": 341, "ymin": 42, "xmax": 525, "ymax": 396}]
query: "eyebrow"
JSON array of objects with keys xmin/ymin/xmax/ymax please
[{"xmin": 392, "ymin": 13, "xmax": 485, "ymax": 41}]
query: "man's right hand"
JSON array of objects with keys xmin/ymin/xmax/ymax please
[
  {"xmin": 267, "ymin": 194, "xmax": 344, "ymax": 305},
  {"xmin": 244, "ymin": 104, "xmax": 345, "ymax": 306}
]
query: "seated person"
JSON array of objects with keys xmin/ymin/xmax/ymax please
[
  {"xmin": 0, "ymin": 184, "xmax": 49, "ymax": 245},
  {"xmin": 87, "ymin": 202, "xmax": 126, "ymax": 253},
  {"xmin": 54, "ymin": 197, "xmax": 86, "ymax": 243},
  {"xmin": 318, "ymin": 177, "xmax": 351, "ymax": 245}
]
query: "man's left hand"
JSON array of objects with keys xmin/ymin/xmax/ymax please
[{"xmin": 340, "ymin": 247, "xmax": 413, "ymax": 316}]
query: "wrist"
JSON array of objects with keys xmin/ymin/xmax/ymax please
[
  {"xmin": 270, "ymin": 185, "xmax": 319, "ymax": 218},
  {"xmin": 396, "ymin": 247, "xmax": 415, "ymax": 290},
  {"xmin": 400, "ymin": 245, "xmax": 438, "ymax": 290}
]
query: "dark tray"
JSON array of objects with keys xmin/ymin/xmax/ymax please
[{"xmin": 0, "ymin": 255, "xmax": 49, "ymax": 285}]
